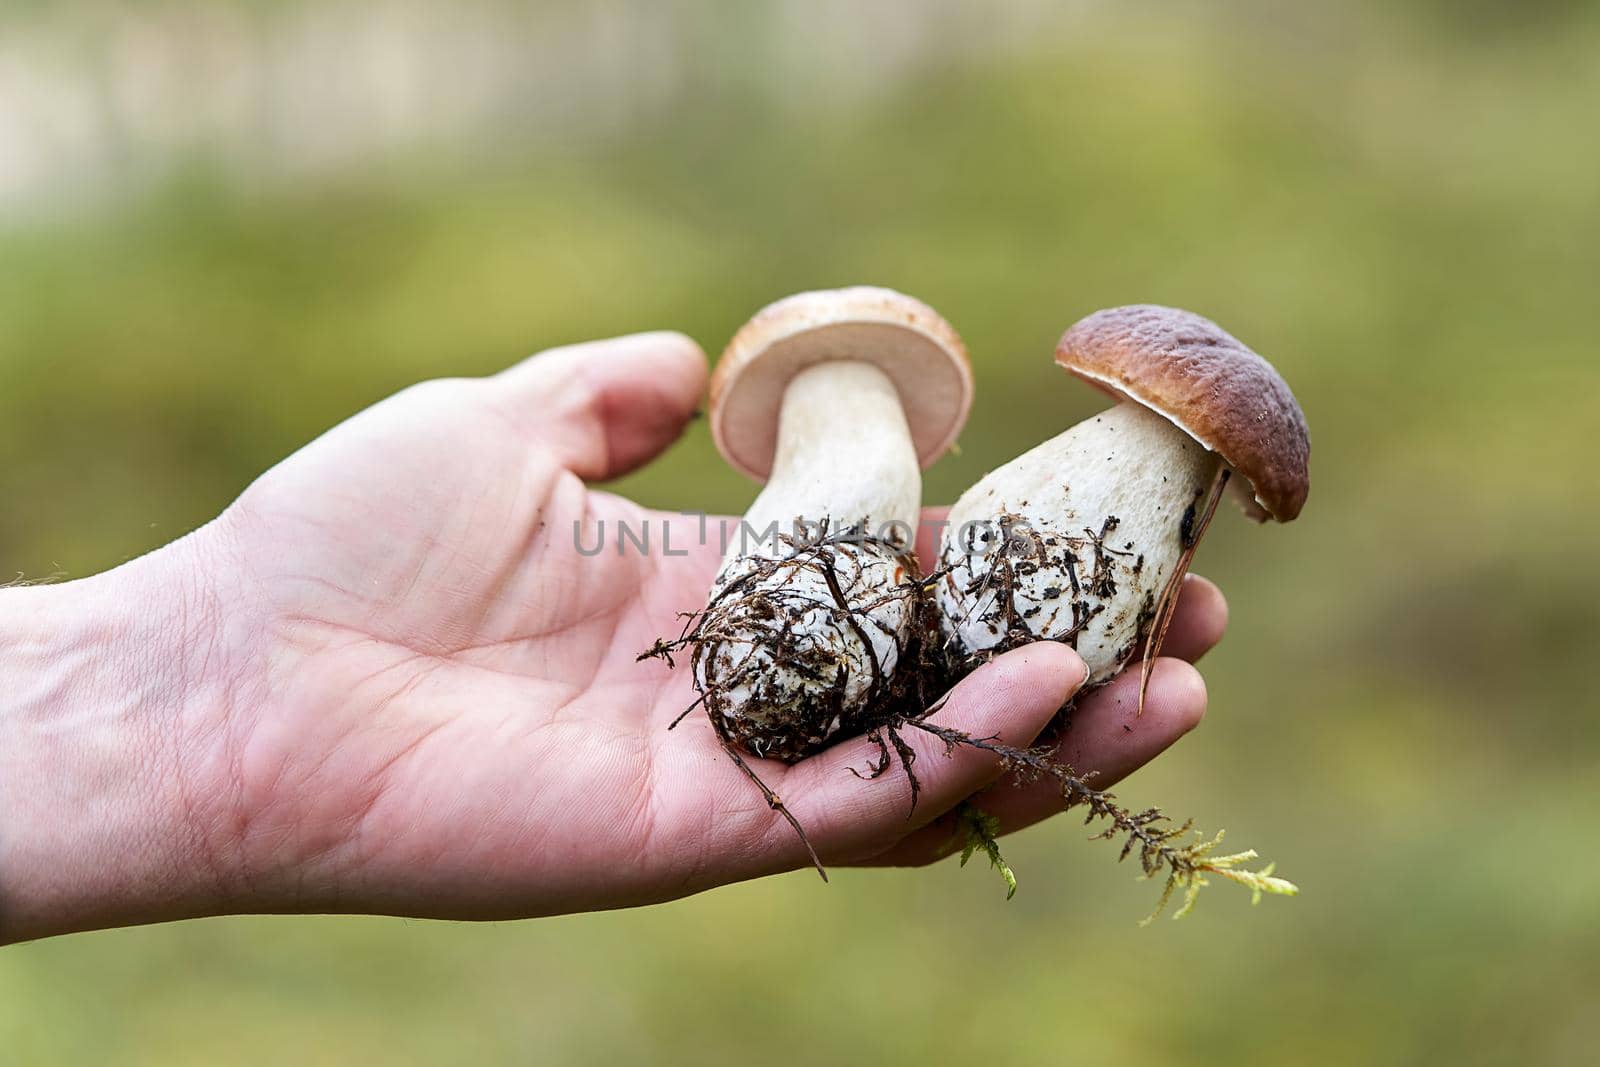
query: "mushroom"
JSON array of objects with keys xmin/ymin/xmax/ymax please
[
  {"xmin": 686, "ymin": 287, "xmax": 973, "ymax": 766},
  {"xmin": 937, "ymin": 304, "xmax": 1309, "ymax": 697}
]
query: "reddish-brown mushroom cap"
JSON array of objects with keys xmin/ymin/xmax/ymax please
[
  {"xmin": 1056, "ymin": 305, "xmax": 1310, "ymax": 522},
  {"xmin": 710, "ymin": 287, "xmax": 974, "ymax": 481}
]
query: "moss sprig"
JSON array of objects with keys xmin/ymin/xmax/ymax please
[
  {"xmin": 1140, "ymin": 830, "xmax": 1298, "ymax": 923},
  {"xmin": 954, "ymin": 803, "xmax": 1018, "ymax": 899},
  {"xmin": 915, "ymin": 719, "xmax": 1296, "ymax": 921}
]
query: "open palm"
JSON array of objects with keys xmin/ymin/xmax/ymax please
[{"xmin": 191, "ymin": 332, "xmax": 1222, "ymax": 920}]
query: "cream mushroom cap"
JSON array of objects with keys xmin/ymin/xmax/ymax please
[
  {"xmin": 710, "ymin": 286, "xmax": 974, "ymax": 481},
  {"xmin": 1056, "ymin": 305, "xmax": 1311, "ymax": 522}
]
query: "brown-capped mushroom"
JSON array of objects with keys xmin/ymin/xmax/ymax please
[{"xmin": 937, "ymin": 305, "xmax": 1309, "ymax": 694}]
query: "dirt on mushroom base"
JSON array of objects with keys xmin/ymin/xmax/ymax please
[
  {"xmin": 689, "ymin": 525, "xmax": 934, "ymax": 763},
  {"xmin": 641, "ymin": 523, "xmax": 941, "ymax": 874},
  {"xmin": 640, "ymin": 519, "xmax": 1296, "ymax": 921},
  {"xmin": 941, "ymin": 471, "xmax": 1228, "ymax": 710}
]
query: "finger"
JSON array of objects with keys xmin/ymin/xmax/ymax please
[
  {"xmin": 769, "ymin": 643, "xmax": 1090, "ymax": 867},
  {"xmin": 493, "ymin": 331, "xmax": 708, "ymax": 481},
  {"xmin": 1159, "ymin": 575, "xmax": 1229, "ymax": 664},
  {"xmin": 914, "ymin": 505, "xmax": 951, "ymax": 569},
  {"xmin": 861, "ymin": 656, "xmax": 1206, "ymax": 867}
]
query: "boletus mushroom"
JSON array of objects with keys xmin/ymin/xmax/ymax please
[
  {"xmin": 644, "ymin": 287, "xmax": 971, "ymax": 868},
  {"xmin": 938, "ymin": 305, "xmax": 1310, "ymax": 700},
  {"xmin": 702, "ymin": 287, "xmax": 971, "ymax": 754}
]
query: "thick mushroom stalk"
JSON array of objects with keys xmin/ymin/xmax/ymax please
[
  {"xmin": 731, "ymin": 361, "xmax": 919, "ymax": 559},
  {"xmin": 939, "ymin": 399, "xmax": 1223, "ymax": 686},
  {"xmin": 697, "ymin": 360, "xmax": 923, "ymax": 760}
]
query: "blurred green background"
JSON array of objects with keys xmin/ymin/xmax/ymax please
[{"xmin": 3, "ymin": 1, "xmax": 1598, "ymax": 1063}]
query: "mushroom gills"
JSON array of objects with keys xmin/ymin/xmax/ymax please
[
  {"xmin": 698, "ymin": 360, "xmax": 924, "ymax": 761},
  {"xmin": 938, "ymin": 400, "xmax": 1223, "ymax": 685}
]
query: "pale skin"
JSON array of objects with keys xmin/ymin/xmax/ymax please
[{"xmin": 0, "ymin": 332, "xmax": 1226, "ymax": 945}]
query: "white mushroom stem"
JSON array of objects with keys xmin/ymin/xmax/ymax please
[
  {"xmin": 939, "ymin": 400, "xmax": 1226, "ymax": 688},
  {"xmin": 723, "ymin": 360, "xmax": 919, "ymax": 566},
  {"xmin": 698, "ymin": 360, "xmax": 924, "ymax": 761}
]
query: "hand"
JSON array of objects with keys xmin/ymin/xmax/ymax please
[{"xmin": 0, "ymin": 333, "xmax": 1225, "ymax": 942}]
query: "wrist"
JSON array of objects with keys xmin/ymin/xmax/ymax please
[{"xmin": 0, "ymin": 534, "xmax": 238, "ymax": 943}]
